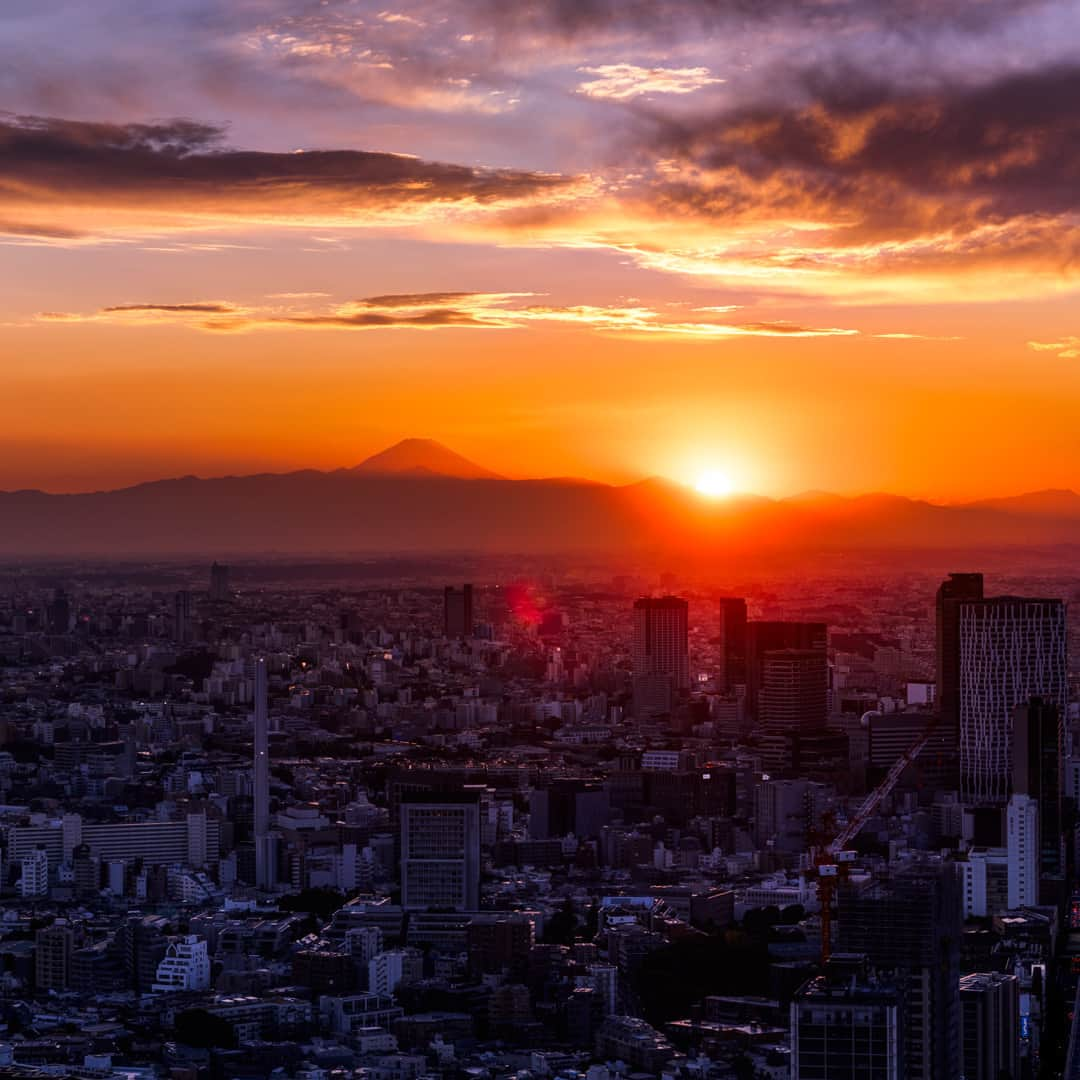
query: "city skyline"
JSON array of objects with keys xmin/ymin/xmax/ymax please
[{"xmin": 3, "ymin": 1, "xmax": 1080, "ymax": 498}]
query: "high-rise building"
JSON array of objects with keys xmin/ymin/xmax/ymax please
[
  {"xmin": 759, "ymin": 649, "xmax": 828, "ymax": 734},
  {"xmin": 46, "ymin": 589, "xmax": 70, "ymax": 635},
  {"xmin": 19, "ymin": 846, "xmax": 49, "ymax": 898},
  {"xmin": 208, "ymin": 561, "xmax": 230, "ymax": 602},
  {"xmin": 444, "ymin": 585, "xmax": 474, "ymax": 638},
  {"xmin": 959, "ymin": 972, "xmax": 1019, "ymax": 1080},
  {"xmin": 716, "ymin": 597, "xmax": 747, "ymax": 691},
  {"xmin": 935, "ymin": 573, "xmax": 984, "ymax": 743},
  {"xmin": 791, "ymin": 958, "xmax": 904, "ymax": 1080},
  {"xmin": 839, "ymin": 861, "xmax": 961, "ymax": 1080},
  {"xmin": 173, "ymin": 589, "xmax": 192, "ymax": 644},
  {"xmin": 632, "ymin": 597, "xmax": 689, "ymax": 716},
  {"xmin": 745, "ymin": 621, "xmax": 827, "ymax": 721},
  {"xmin": 400, "ymin": 791, "xmax": 480, "ymax": 911},
  {"xmin": 959, "ymin": 597, "xmax": 1066, "ymax": 804},
  {"xmin": 1006, "ymin": 793, "xmax": 1038, "ymax": 909},
  {"xmin": 1013, "ymin": 696, "xmax": 1066, "ymax": 899},
  {"xmin": 253, "ymin": 657, "xmax": 274, "ymax": 889},
  {"xmin": 35, "ymin": 920, "xmax": 73, "ymax": 992}
]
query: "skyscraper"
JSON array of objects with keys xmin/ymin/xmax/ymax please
[
  {"xmin": 759, "ymin": 649, "xmax": 828, "ymax": 734},
  {"xmin": 935, "ymin": 572, "xmax": 984, "ymax": 743},
  {"xmin": 633, "ymin": 596, "xmax": 689, "ymax": 688},
  {"xmin": 716, "ymin": 596, "xmax": 747, "ymax": 691},
  {"xmin": 208, "ymin": 561, "xmax": 230, "ymax": 602},
  {"xmin": 839, "ymin": 861, "xmax": 961, "ymax": 1080},
  {"xmin": 444, "ymin": 584, "xmax": 474, "ymax": 638},
  {"xmin": 173, "ymin": 589, "xmax": 192, "ymax": 644},
  {"xmin": 959, "ymin": 597, "xmax": 1066, "ymax": 804},
  {"xmin": 745, "ymin": 621, "xmax": 827, "ymax": 721},
  {"xmin": 1006, "ymin": 793, "xmax": 1038, "ymax": 909},
  {"xmin": 46, "ymin": 589, "xmax": 70, "ymax": 635},
  {"xmin": 959, "ymin": 972, "xmax": 1019, "ymax": 1080},
  {"xmin": 1013, "ymin": 696, "xmax": 1066, "ymax": 899},
  {"xmin": 253, "ymin": 657, "xmax": 274, "ymax": 889},
  {"xmin": 400, "ymin": 791, "xmax": 480, "ymax": 910}
]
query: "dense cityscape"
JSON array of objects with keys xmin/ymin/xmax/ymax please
[{"xmin": 0, "ymin": 556, "xmax": 1077, "ymax": 1079}]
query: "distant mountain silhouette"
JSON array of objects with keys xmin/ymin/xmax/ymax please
[
  {"xmin": 353, "ymin": 438, "xmax": 503, "ymax": 480},
  {"xmin": 961, "ymin": 489, "xmax": 1080, "ymax": 518},
  {"xmin": 0, "ymin": 446, "xmax": 1078, "ymax": 556}
]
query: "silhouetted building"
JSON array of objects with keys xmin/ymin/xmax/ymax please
[
  {"xmin": 632, "ymin": 596, "xmax": 689, "ymax": 716},
  {"xmin": 47, "ymin": 589, "xmax": 70, "ymax": 635},
  {"xmin": 935, "ymin": 573, "xmax": 984, "ymax": 746},
  {"xmin": 209, "ymin": 561, "xmax": 230, "ymax": 602},
  {"xmin": 1013, "ymin": 696, "xmax": 1067, "ymax": 901},
  {"xmin": 717, "ymin": 596, "xmax": 747, "ymax": 691},
  {"xmin": 746, "ymin": 621, "xmax": 827, "ymax": 721},
  {"xmin": 173, "ymin": 589, "xmax": 192, "ymax": 644},
  {"xmin": 959, "ymin": 972, "xmax": 1019, "ymax": 1080},
  {"xmin": 444, "ymin": 584, "xmax": 474, "ymax": 638},
  {"xmin": 760, "ymin": 649, "xmax": 828, "ymax": 734},
  {"xmin": 839, "ymin": 862, "xmax": 961, "ymax": 1080}
]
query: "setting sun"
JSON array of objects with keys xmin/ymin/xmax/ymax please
[{"xmin": 694, "ymin": 468, "xmax": 736, "ymax": 498}]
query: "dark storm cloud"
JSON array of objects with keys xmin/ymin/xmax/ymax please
[
  {"xmin": 477, "ymin": 0, "xmax": 1041, "ymax": 37},
  {"xmin": 0, "ymin": 114, "xmax": 570, "ymax": 234},
  {"xmin": 631, "ymin": 65, "xmax": 1080, "ymax": 241}
]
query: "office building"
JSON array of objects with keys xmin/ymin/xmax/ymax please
[
  {"xmin": 959, "ymin": 597, "xmax": 1066, "ymax": 804},
  {"xmin": 209, "ymin": 561, "xmax": 230, "ymax": 602},
  {"xmin": 173, "ymin": 589, "xmax": 192, "ymax": 644},
  {"xmin": 1013, "ymin": 696, "xmax": 1066, "ymax": 898},
  {"xmin": 444, "ymin": 584, "xmax": 474, "ymax": 638},
  {"xmin": 716, "ymin": 596, "xmax": 747, "ymax": 691},
  {"xmin": 632, "ymin": 596, "xmax": 689, "ymax": 716},
  {"xmin": 745, "ymin": 621, "xmax": 827, "ymax": 721},
  {"xmin": 400, "ymin": 791, "xmax": 480, "ymax": 910},
  {"xmin": 839, "ymin": 862, "xmax": 961, "ymax": 1080},
  {"xmin": 46, "ymin": 590, "xmax": 70, "ymax": 635},
  {"xmin": 1006, "ymin": 793, "xmax": 1038, "ymax": 909},
  {"xmin": 791, "ymin": 960, "xmax": 903, "ymax": 1080},
  {"xmin": 959, "ymin": 972, "xmax": 1019, "ymax": 1080},
  {"xmin": 935, "ymin": 573, "xmax": 984, "ymax": 742},
  {"xmin": 759, "ymin": 648, "xmax": 828, "ymax": 734}
]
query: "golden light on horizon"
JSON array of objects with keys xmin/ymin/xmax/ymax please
[{"xmin": 693, "ymin": 468, "xmax": 736, "ymax": 498}]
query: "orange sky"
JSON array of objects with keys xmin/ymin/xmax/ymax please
[{"xmin": 2, "ymin": 0, "xmax": 1080, "ymax": 499}]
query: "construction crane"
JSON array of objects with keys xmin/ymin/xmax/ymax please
[{"xmin": 812, "ymin": 712, "xmax": 942, "ymax": 963}]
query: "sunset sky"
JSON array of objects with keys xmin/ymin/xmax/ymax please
[{"xmin": 3, "ymin": 0, "xmax": 1079, "ymax": 498}]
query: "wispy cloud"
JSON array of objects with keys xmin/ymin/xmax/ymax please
[
  {"xmin": 576, "ymin": 64, "xmax": 723, "ymax": 101},
  {"xmin": 1029, "ymin": 337, "xmax": 1080, "ymax": 359},
  {"xmin": 36, "ymin": 291, "xmax": 864, "ymax": 340}
]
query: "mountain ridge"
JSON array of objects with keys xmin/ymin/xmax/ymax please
[{"xmin": 1, "ymin": 441, "xmax": 1077, "ymax": 555}]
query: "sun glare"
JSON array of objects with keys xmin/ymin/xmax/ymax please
[{"xmin": 694, "ymin": 468, "xmax": 736, "ymax": 498}]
